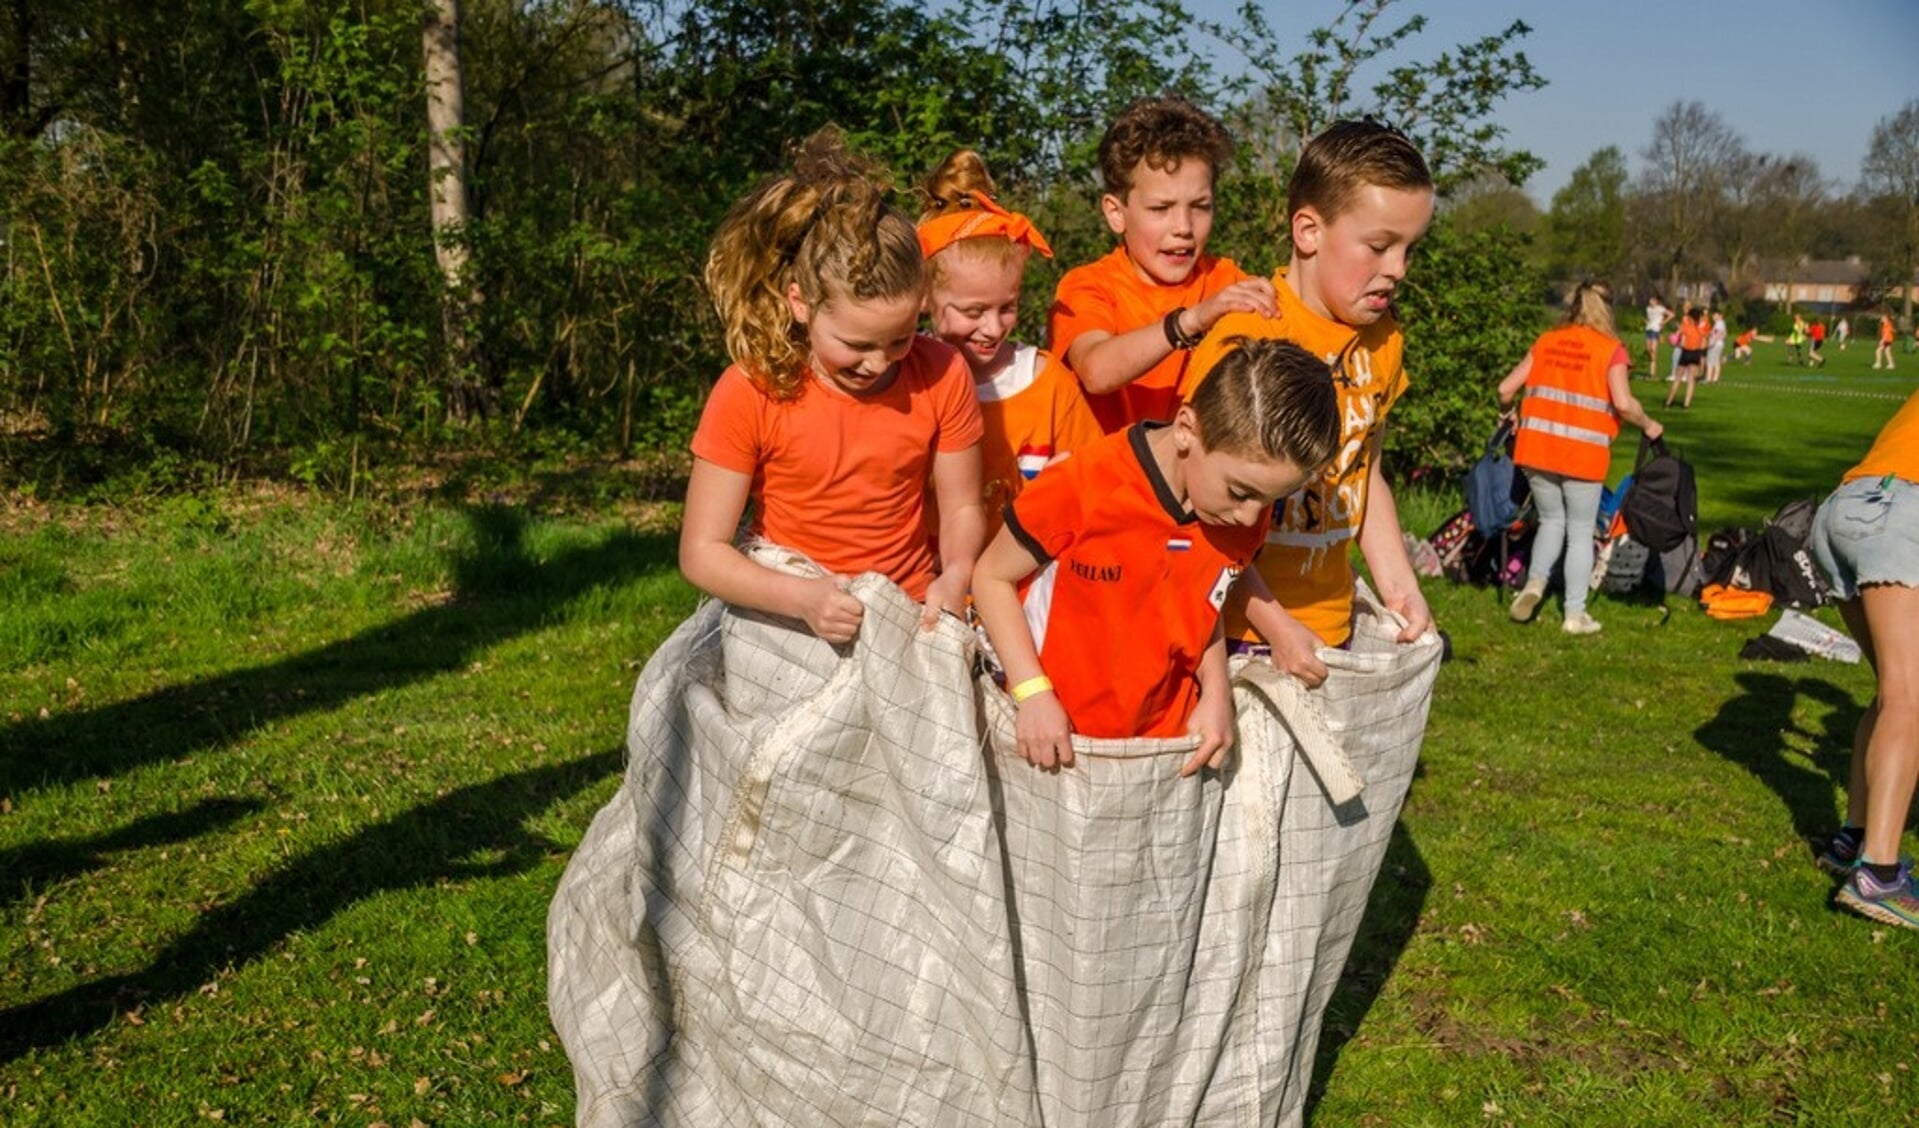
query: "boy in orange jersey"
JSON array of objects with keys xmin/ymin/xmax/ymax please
[
  {"xmin": 972, "ymin": 338, "xmax": 1339, "ymax": 776},
  {"xmin": 1178, "ymin": 119, "xmax": 1436, "ymax": 685},
  {"xmin": 1048, "ymin": 94, "xmax": 1279, "ymax": 432}
]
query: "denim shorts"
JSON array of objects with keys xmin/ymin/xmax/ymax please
[{"xmin": 1810, "ymin": 474, "xmax": 1919, "ymax": 600}]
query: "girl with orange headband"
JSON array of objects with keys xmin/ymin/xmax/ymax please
[{"xmin": 918, "ymin": 150, "xmax": 1101, "ymax": 537}]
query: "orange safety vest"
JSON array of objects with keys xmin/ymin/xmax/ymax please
[{"xmin": 1514, "ymin": 324, "xmax": 1620, "ymax": 481}]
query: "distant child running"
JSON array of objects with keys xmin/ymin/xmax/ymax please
[
  {"xmin": 1178, "ymin": 119, "xmax": 1438, "ymax": 684},
  {"xmin": 1808, "ymin": 318, "xmax": 1827, "ymax": 367},
  {"xmin": 1875, "ymin": 311, "xmax": 1897, "ymax": 370},
  {"xmin": 1733, "ymin": 326, "xmax": 1759, "ymax": 364},
  {"xmin": 682, "ymin": 128, "xmax": 985, "ymax": 642},
  {"xmin": 1664, "ymin": 305, "xmax": 1706, "ymax": 409},
  {"xmin": 918, "ymin": 150, "xmax": 1102, "ymax": 537},
  {"xmin": 972, "ymin": 338, "xmax": 1337, "ymax": 776},
  {"xmin": 1049, "ymin": 95, "xmax": 1278, "ymax": 432},
  {"xmin": 1643, "ymin": 295, "xmax": 1670, "ymax": 377}
]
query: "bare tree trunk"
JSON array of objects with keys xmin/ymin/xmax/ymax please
[{"xmin": 422, "ymin": 0, "xmax": 486, "ymax": 420}]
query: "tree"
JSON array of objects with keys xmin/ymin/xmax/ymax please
[
  {"xmin": 1545, "ymin": 146, "xmax": 1627, "ymax": 282},
  {"xmin": 422, "ymin": 0, "xmax": 485, "ymax": 420},
  {"xmin": 1210, "ymin": 0, "xmax": 1546, "ymax": 214},
  {"xmin": 1637, "ymin": 101, "xmax": 1744, "ymax": 302},
  {"xmin": 1860, "ymin": 99, "xmax": 1919, "ymax": 325},
  {"xmin": 1717, "ymin": 153, "xmax": 1824, "ymax": 314}
]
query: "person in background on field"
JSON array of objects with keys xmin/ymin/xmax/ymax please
[
  {"xmin": 1177, "ymin": 118, "xmax": 1438, "ymax": 685},
  {"xmin": 917, "ymin": 150, "xmax": 1102, "ymax": 539},
  {"xmin": 971, "ymin": 338, "xmax": 1338, "ymax": 776},
  {"xmin": 1875, "ymin": 310, "xmax": 1897, "ymax": 370},
  {"xmin": 1664, "ymin": 305, "xmax": 1706, "ymax": 409},
  {"xmin": 1810, "ymin": 387, "xmax": 1919, "ymax": 930},
  {"xmin": 1808, "ymin": 317, "xmax": 1827, "ymax": 367},
  {"xmin": 1497, "ymin": 280, "xmax": 1665, "ymax": 636},
  {"xmin": 1048, "ymin": 95, "xmax": 1278, "ymax": 432},
  {"xmin": 682, "ymin": 128, "xmax": 985, "ymax": 642},
  {"xmin": 1643, "ymin": 294, "xmax": 1670, "ymax": 378},
  {"xmin": 1733, "ymin": 326, "xmax": 1759, "ymax": 365},
  {"xmin": 1787, "ymin": 314, "xmax": 1808, "ymax": 366},
  {"xmin": 1704, "ymin": 308, "xmax": 1727, "ymax": 383},
  {"xmin": 1836, "ymin": 314, "xmax": 1851, "ymax": 350}
]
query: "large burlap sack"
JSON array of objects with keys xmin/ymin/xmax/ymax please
[{"xmin": 547, "ymin": 560, "xmax": 1441, "ymax": 1127}]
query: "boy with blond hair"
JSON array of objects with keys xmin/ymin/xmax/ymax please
[
  {"xmin": 1048, "ymin": 94, "xmax": 1280, "ymax": 432},
  {"xmin": 1179, "ymin": 119, "xmax": 1437, "ymax": 682}
]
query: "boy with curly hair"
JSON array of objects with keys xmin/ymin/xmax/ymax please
[{"xmin": 1048, "ymin": 94, "xmax": 1279, "ymax": 432}]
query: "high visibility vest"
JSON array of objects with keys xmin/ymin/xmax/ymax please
[{"xmin": 1514, "ymin": 325, "xmax": 1620, "ymax": 481}]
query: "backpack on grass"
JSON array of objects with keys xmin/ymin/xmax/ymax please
[{"xmin": 1620, "ymin": 435, "xmax": 1697, "ymax": 554}]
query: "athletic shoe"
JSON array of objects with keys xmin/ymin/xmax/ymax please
[
  {"xmin": 1562, "ymin": 611, "xmax": 1603, "ymax": 635},
  {"xmin": 1837, "ymin": 861, "xmax": 1919, "ymax": 931},
  {"xmin": 1509, "ymin": 579, "xmax": 1546, "ymax": 623},
  {"xmin": 1816, "ymin": 827, "xmax": 1864, "ymax": 878}
]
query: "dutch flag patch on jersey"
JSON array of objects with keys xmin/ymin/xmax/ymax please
[
  {"xmin": 1166, "ymin": 536, "xmax": 1192, "ymax": 552},
  {"xmin": 1016, "ymin": 444, "xmax": 1053, "ymax": 480}
]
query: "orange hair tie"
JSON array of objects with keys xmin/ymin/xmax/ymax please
[{"xmin": 917, "ymin": 191, "xmax": 1054, "ymax": 261}]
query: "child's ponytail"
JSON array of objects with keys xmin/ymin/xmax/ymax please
[
  {"xmin": 915, "ymin": 149, "xmax": 1051, "ymax": 288},
  {"xmin": 704, "ymin": 128, "xmax": 923, "ymax": 399}
]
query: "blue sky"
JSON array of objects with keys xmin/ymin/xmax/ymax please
[{"xmin": 1188, "ymin": 0, "xmax": 1919, "ymax": 203}]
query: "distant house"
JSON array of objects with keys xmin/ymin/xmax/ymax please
[{"xmin": 1744, "ymin": 256, "xmax": 1919, "ymax": 313}]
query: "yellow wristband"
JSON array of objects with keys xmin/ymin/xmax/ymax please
[{"xmin": 1009, "ymin": 675, "xmax": 1054, "ymax": 704}]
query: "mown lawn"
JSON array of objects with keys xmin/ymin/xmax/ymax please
[{"xmin": 1, "ymin": 344, "xmax": 1912, "ymax": 1125}]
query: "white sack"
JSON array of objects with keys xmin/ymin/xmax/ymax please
[{"xmin": 548, "ymin": 567, "xmax": 1441, "ymax": 1127}]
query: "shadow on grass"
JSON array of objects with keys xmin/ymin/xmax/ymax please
[
  {"xmin": 0, "ymin": 798, "xmax": 264, "ymax": 911},
  {"xmin": 1694, "ymin": 670, "xmax": 1865, "ymax": 849},
  {"xmin": 0, "ymin": 505, "xmax": 679, "ymax": 798},
  {"xmin": 0, "ymin": 746, "xmax": 620, "ymax": 1063},
  {"xmin": 1306, "ymin": 818, "xmax": 1431, "ymax": 1122}
]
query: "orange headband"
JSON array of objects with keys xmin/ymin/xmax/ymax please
[{"xmin": 917, "ymin": 192, "xmax": 1053, "ymax": 260}]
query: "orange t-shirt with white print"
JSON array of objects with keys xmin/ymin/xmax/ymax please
[
  {"xmin": 1178, "ymin": 267, "xmax": 1408, "ymax": 646},
  {"xmin": 690, "ymin": 336, "xmax": 984, "ymax": 601},
  {"xmin": 1005, "ymin": 424, "xmax": 1266, "ymax": 739},
  {"xmin": 1843, "ymin": 387, "xmax": 1919, "ymax": 484},
  {"xmin": 1049, "ymin": 246, "xmax": 1250, "ymax": 432},
  {"xmin": 975, "ymin": 344, "xmax": 1105, "ymax": 539}
]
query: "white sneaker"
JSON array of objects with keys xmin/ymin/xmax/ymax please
[
  {"xmin": 1562, "ymin": 611, "xmax": 1603, "ymax": 635},
  {"xmin": 1509, "ymin": 579, "xmax": 1547, "ymax": 623}
]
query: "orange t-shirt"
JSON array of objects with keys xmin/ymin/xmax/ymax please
[
  {"xmin": 1006, "ymin": 425, "xmax": 1265, "ymax": 739},
  {"xmin": 1843, "ymin": 387, "xmax": 1919, "ymax": 484},
  {"xmin": 1179, "ymin": 267, "xmax": 1409, "ymax": 646},
  {"xmin": 974, "ymin": 344, "xmax": 1105, "ymax": 539},
  {"xmin": 1678, "ymin": 316, "xmax": 1707, "ymax": 351},
  {"xmin": 1048, "ymin": 246, "xmax": 1250, "ymax": 432},
  {"xmin": 690, "ymin": 337, "xmax": 984, "ymax": 600},
  {"xmin": 1882, "ymin": 316, "xmax": 1897, "ymax": 345}
]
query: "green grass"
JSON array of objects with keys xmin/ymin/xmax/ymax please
[{"xmin": 1, "ymin": 354, "xmax": 1913, "ymax": 1125}]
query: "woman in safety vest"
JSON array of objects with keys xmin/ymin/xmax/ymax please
[{"xmin": 1496, "ymin": 280, "xmax": 1664, "ymax": 635}]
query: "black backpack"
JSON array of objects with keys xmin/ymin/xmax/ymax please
[
  {"xmin": 1621, "ymin": 436, "xmax": 1698, "ymax": 553},
  {"xmin": 1730, "ymin": 497, "xmax": 1830, "ymax": 608}
]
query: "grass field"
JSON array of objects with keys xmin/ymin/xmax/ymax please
[{"xmin": 1, "ymin": 337, "xmax": 1913, "ymax": 1125}]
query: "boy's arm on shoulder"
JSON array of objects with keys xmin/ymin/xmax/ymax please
[{"xmin": 1065, "ymin": 322, "xmax": 1183, "ymax": 395}]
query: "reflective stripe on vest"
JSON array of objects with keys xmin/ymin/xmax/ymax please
[
  {"xmin": 1526, "ymin": 384, "xmax": 1612, "ymax": 413},
  {"xmin": 1520, "ymin": 415, "xmax": 1613, "ymax": 447}
]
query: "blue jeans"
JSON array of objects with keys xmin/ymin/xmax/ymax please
[{"xmin": 1523, "ymin": 469, "xmax": 1603, "ymax": 617}]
